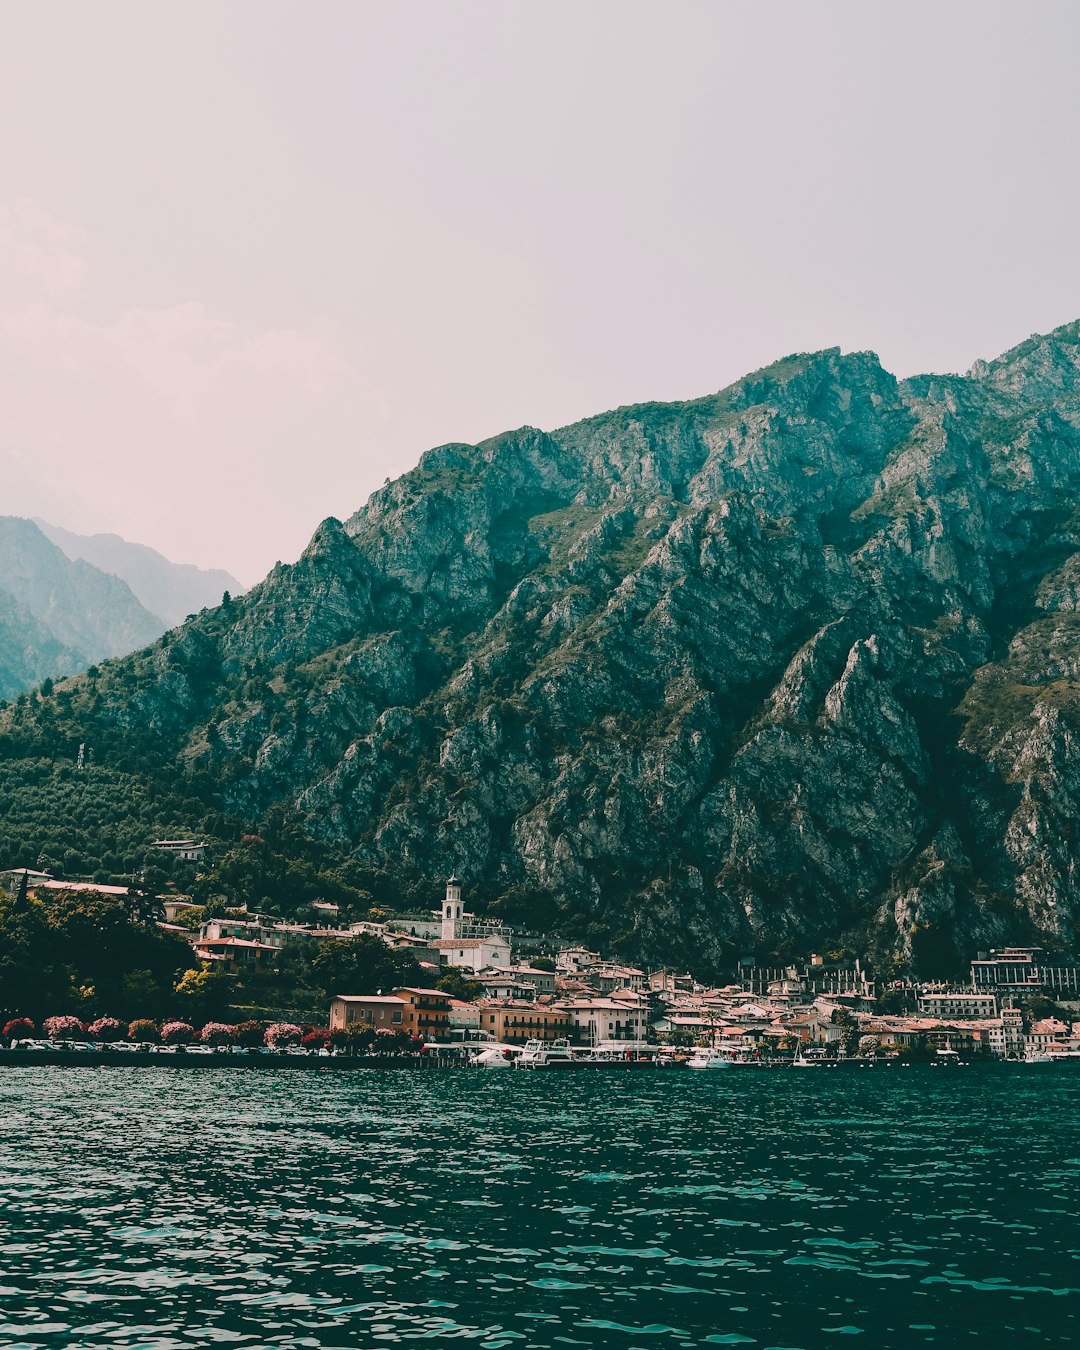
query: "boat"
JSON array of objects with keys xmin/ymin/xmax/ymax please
[
  {"xmin": 470, "ymin": 1045, "xmax": 516, "ymax": 1067},
  {"xmin": 1023, "ymin": 1050, "xmax": 1053, "ymax": 1064},
  {"xmin": 687, "ymin": 1045, "xmax": 763, "ymax": 1069},
  {"xmin": 513, "ymin": 1037, "xmax": 578, "ymax": 1069},
  {"xmin": 933, "ymin": 1046, "xmax": 964, "ymax": 1066},
  {"xmin": 792, "ymin": 1046, "xmax": 822, "ymax": 1068},
  {"xmin": 687, "ymin": 1050, "xmax": 733, "ymax": 1069}
]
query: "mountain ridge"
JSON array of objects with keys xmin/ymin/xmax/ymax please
[
  {"xmin": 33, "ymin": 520, "xmax": 242, "ymax": 629},
  {"xmin": 6, "ymin": 320, "xmax": 1080, "ymax": 974}
]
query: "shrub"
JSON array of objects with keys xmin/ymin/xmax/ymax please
[
  {"xmin": 43, "ymin": 1015, "xmax": 84, "ymax": 1041},
  {"xmin": 87, "ymin": 1017, "xmax": 124, "ymax": 1043},
  {"xmin": 3, "ymin": 1017, "xmax": 35, "ymax": 1040},
  {"xmin": 234, "ymin": 1020, "xmax": 265, "ymax": 1048},
  {"xmin": 301, "ymin": 1029, "xmax": 328, "ymax": 1050},
  {"xmin": 331, "ymin": 1023, "xmax": 375, "ymax": 1051},
  {"xmin": 264, "ymin": 1022, "xmax": 302, "ymax": 1048},
  {"xmin": 128, "ymin": 1018, "xmax": 160, "ymax": 1043},
  {"xmin": 161, "ymin": 1020, "xmax": 195, "ymax": 1045},
  {"xmin": 199, "ymin": 1022, "xmax": 236, "ymax": 1046},
  {"xmin": 374, "ymin": 1026, "xmax": 413, "ymax": 1052}
]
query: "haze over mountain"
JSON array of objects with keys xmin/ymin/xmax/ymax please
[
  {"xmin": 7, "ymin": 321, "xmax": 1080, "ymax": 974},
  {"xmin": 33, "ymin": 521, "xmax": 242, "ymax": 629},
  {"xmin": 0, "ymin": 518, "xmax": 241, "ymax": 698}
]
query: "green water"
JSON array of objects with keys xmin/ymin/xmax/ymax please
[{"xmin": 0, "ymin": 1064, "xmax": 1076, "ymax": 1348}]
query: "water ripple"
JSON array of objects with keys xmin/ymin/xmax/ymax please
[{"xmin": 0, "ymin": 1065, "xmax": 1077, "ymax": 1346}]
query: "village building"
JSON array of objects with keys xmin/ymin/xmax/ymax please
[
  {"xmin": 559, "ymin": 997, "xmax": 650, "ymax": 1046},
  {"xmin": 445, "ymin": 998, "xmax": 483, "ymax": 1032},
  {"xmin": 474, "ymin": 999, "xmax": 570, "ymax": 1044},
  {"xmin": 329, "ymin": 995, "xmax": 406, "ymax": 1032},
  {"xmin": 151, "ymin": 839, "xmax": 207, "ymax": 862},
  {"xmin": 971, "ymin": 947, "xmax": 1080, "ymax": 996},
  {"xmin": 917, "ymin": 990, "xmax": 999, "ymax": 1019},
  {"xmin": 162, "ymin": 898, "xmax": 201, "ymax": 923},
  {"xmin": 193, "ymin": 935, "xmax": 278, "ymax": 971},
  {"xmin": 0, "ymin": 867, "xmax": 53, "ymax": 893},
  {"xmin": 590, "ymin": 963, "xmax": 647, "ymax": 993},
  {"xmin": 479, "ymin": 973, "xmax": 537, "ymax": 1002},
  {"xmin": 556, "ymin": 946, "xmax": 601, "ymax": 974},
  {"xmin": 391, "ymin": 987, "xmax": 452, "ymax": 1039},
  {"xmin": 487, "ymin": 964, "xmax": 557, "ymax": 995}
]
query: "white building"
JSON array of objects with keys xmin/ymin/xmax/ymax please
[
  {"xmin": 559, "ymin": 998, "xmax": 650, "ymax": 1046},
  {"xmin": 917, "ymin": 991, "xmax": 999, "ymax": 1019},
  {"xmin": 152, "ymin": 839, "xmax": 207, "ymax": 862},
  {"xmin": 429, "ymin": 876, "xmax": 512, "ymax": 973}
]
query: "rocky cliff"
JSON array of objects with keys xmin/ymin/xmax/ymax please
[{"xmin": 8, "ymin": 322, "xmax": 1080, "ymax": 973}]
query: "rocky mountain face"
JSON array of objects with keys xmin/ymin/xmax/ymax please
[
  {"xmin": 8, "ymin": 321, "xmax": 1080, "ymax": 974},
  {"xmin": 0, "ymin": 518, "xmax": 164, "ymax": 680},
  {"xmin": 34, "ymin": 520, "xmax": 242, "ymax": 629}
]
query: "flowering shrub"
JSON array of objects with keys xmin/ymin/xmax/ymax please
[
  {"xmin": 161, "ymin": 1020, "xmax": 195, "ymax": 1045},
  {"xmin": 43, "ymin": 1015, "xmax": 85, "ymax": 1041},
  {"xmin": 87, "ymin": 1017, "xmax": 124, "ymax": 1042},
  {"xmin": 199, "ymin": 1022, "xmax": 236, "ymax": 1046},
  {"xmin": 374, "ymin": 1027, "xmax": 416, "ymax": 1053},
  {"xmin": 264, "ymin": 1022, "xmax": 302, "ymax": 1048},
  {"xmin": 3, "ymin": 1017, "xmax": 35, "ymax": 1040},
  {"xmin": 128, "ymin": 1018, "xmax": 160, "ymax": 1043},
  {"xmin": 301, "ymin": 1029, "xmax": 329, "ymax": 1050},
  {"xmin": 234, "ymin": 1020, "xmax": 265, "ymax": 1048}
]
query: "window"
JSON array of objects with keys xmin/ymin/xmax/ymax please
[{"xmin": 392, "ymin": 1011, "xmax": 402, "ymax": 1024}]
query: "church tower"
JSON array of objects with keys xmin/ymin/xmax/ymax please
[{"xmin": 441, "ymin": 874, "xmax": 463, "ymax": 941}]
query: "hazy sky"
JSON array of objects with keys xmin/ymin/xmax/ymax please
[{"xmin": 1, "ymin": 2, "xmax": 1079, "ymax": 583}]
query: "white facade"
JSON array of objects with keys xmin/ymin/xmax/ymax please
[
  {"xmin": 441, "ymin": 876, "xmax": 464, "ymax": 941},
  {"xmin": 917, "ymin": 992, "xmax": 998, "ymax": 1019},
  {"xmin": 432, "ymin": 934, "xmax": 513, "ymax": 973}
]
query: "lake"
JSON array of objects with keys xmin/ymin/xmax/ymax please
[{"xmin": 0, "ymin": 1064, "xmax": 1076, "ymax": 1347}]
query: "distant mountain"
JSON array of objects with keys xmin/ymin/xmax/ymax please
[
  {"xmin": 34, "ymin": 520, "xmax": 242, "ymax": 628},
  {"xmin": 9, "ymin": 321, "xmax": 1080, "ymax": 975},
  {"xmin": 0, "ymin": 588, "xmax": 84, "ymax": 700},
  {"xmin": 0, "ymin": 518, "xmax": 164, "ymax": 672}
]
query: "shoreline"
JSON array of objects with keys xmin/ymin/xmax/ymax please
[{"xmin": 2, "ymin": 1047, "xmax": 1075, "ymax": 1070}]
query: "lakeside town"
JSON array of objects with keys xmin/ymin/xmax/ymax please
[{"xmin": 3, "ymin": 848, "xmax": 1080, "ymax": 1067}]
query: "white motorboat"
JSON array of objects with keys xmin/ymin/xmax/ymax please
[
  {"xmin": 471, "ymin": 1045, "xmax": 515, "ymax": 1067},
  {"xmin": 513, "ymin": 1037, "xmax": 578, "ymax": 1069},
  {"xmin": 687, "ymin": 1050, "xmax": 734, "ymax": 1069},
  {"xmin": 687, "ymin": 1046, "xmax": 762, "ymax": 1069},
  {"xmin": 1024, "ymin": 1050, "xmax": 1053, "ymax": 1064}
]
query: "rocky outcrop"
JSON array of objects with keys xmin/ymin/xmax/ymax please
[{"xmin": 8, "ymin": 322, "xmax": 1080, "ymax": 973}]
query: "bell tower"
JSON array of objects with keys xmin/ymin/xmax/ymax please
[{"xmin": 441, "ymin": 874, "xmax": 463, "ymax": 941}]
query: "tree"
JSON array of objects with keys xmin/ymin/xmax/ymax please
[
  {"xmin": 311, "ymin": 935, "xmax": 418, "ymax": 1003},
  {"xmin": 173, "ymin": 965, "xmax": 234, "ymax": 1021},
  {"xmin": 435, "ymin": 968, "xmax": 481, "ymax": 1001},
  {"xmin": 234, "ymin": 1020, "xmax": 265, "ymax": 1048},
  {"xmin": 1026, "ymin": 994, "xmax": 1067, "ymax": 1022}
]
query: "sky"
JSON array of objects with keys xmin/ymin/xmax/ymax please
[{"xmin": 1, "ymin": 2, "xmax": 1079, "ymax": 585}]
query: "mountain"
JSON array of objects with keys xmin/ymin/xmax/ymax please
[
  {"xmin": 0, "ymin": 518, "xmax": 164, "ymax": 673},
  {"xmin": 7, "ymin": 320, "xmax": 1080, "ymax": 975},
  {"xmin": 34, "ymin": 520, "xmax": 242, "ymax": 629},
  {"xmin": 0, "ymin": 588, "xmax": 85, "ymax": 700}
]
